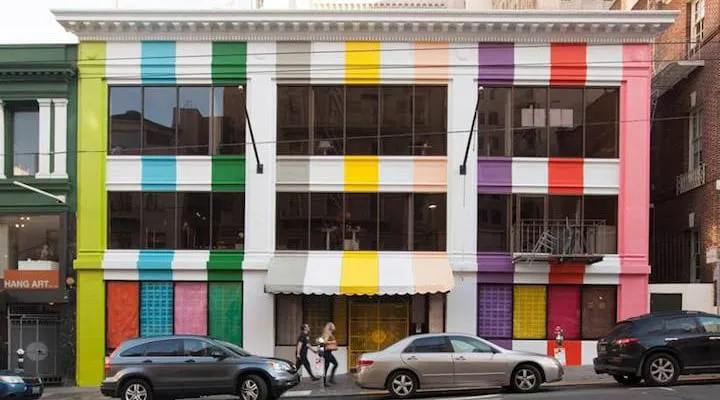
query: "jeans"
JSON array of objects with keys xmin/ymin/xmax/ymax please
[{"xmin": 323, "ymin": 351, "xmax": 338, "ymax": 384}]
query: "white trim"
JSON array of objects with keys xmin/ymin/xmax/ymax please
[
  {"xmin": 52, "ymin": 9, "xmax": 677, "ymax": 43},
  {"xmin": 0, "ymin": 100, "xmax": 5, "ymax": 179},
  {"xmin": 35, "ymin": 99, "xmax": 52, "ymax": 179},
  {"xmin": 51, "ymin": 99, "xmax": 68, "ymax": 179}
]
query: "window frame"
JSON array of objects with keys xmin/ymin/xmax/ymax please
[
  {"xmin": 688, "ymin": 109, "xmax": 703, "ymax": 170},
  {"xmin": 403, "ymin": 335, "xmax": 453, "ymax": 353},
  {"xmin": 4, "ymin": 101, "xmax": 41, "ymax": 178},
  {"xmin": 477, "ymin": 194, "xmax": 511, "ymax": 252},
  {"xmin": 108, "ymin": 85, "xmax": 246, "ymax": 156},
  {"xmin": 690, "ymin": 0, "xmax": 705, "ymax": 52}
]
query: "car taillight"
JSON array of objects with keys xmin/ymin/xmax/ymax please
[
  {"xmin": 358, "ymin": 359, "xmax": 374, "ymax": 367},
  {"xmin": 104, "ymin": 357, "xmax": 111, "ymax": 375},
  {"xmin": 614, "ymin": 338, "xmax": 639, "ymax": 346}
]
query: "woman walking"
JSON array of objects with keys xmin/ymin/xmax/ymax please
[
  {"xmin": 321, "ymin": 322, "xmax": 339, "ymax": 386},
  {"xmin": 295, "ymin": 324, "xmax": 320, "ymax": 381}
]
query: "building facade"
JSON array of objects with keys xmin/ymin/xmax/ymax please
[
  {"xmin": 54, "ymin": 8, "xmax": 674, "ymax": 385},
  {"xmin": 0, "ymin": 41, "xmax": 78, "ymax": 383}
]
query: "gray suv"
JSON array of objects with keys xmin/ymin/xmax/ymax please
[{"xmin": 101, "ymin": 336, "xmax": 299, "ymax": 400}]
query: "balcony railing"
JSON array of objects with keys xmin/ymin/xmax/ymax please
[
  {"xmin": 512, "ymin": 219, "xmax": 616, "ymax": 255},
  {"xmin": 676, "ymin": 163, "xmax": 706, "ymax": 195}
]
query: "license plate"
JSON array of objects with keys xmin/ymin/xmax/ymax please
[{"xmin": 31, "ymin": 386, "xmax": 41, "ymax": 394}]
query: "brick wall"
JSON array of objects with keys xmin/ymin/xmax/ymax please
[{"xmin": 651, "ymin": 0, "xmax": 720, "ymax": 283}]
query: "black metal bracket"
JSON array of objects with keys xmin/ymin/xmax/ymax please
[
  {"xmin": 459, "ymin": 89, "xmax": 482, "ymax": 176},
  {"xmin": 240, "ymin": 86, "xmax": 264, "ymax": 174}
]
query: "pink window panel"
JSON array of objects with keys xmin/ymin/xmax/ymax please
[
  {"xmin": 547, "ymin": 286, "xmax": 581, "ymax": 340},
  {"xmin": 174, "ymin": 282, "xmax": 208, "ymax": 335}
]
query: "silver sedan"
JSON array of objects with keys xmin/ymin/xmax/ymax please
[{"xmin": 355, "ymin": 333, "xmax": 563, "ymax": 398}]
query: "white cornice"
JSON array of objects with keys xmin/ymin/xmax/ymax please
[{"xmin": 51, "ymin": 9, "xmax": 678, "ymax": 43}]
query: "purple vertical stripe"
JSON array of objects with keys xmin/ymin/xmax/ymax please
[
  {"xmin": 477, "ymin": 284, "xmax": 513, "ymax": 338},
  {"xmin": 478, "ymin": 157, "xmax": 512, "ymax": 194},
  {"xmin": 478, "ymin": 43, "xmax": 514, "ymax": 83},
  {"xmin": 478, "ymin": 253, "xmax": 514, "ymax": 284}
]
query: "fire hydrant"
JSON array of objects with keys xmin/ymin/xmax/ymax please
[{"xmin": 554, "ymin": 326, "xmax": 564, "ymax": 347}]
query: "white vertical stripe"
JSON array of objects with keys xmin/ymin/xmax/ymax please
[
  {"xmin": 175, "ymin": 42, "xmax": 212, "ymax": 84},
  {"xmin": 35, "ymin": 99, "xmax": 52, "ymax": 178},
  {"xmin": 512, "ymin": 158, "xmax": 549, "ymax": 194},
  {"xmin": 512, "ymin": 340, "xmax": 548, "ymax": 355},
  {"xmin": 586, "ymin": 45, "xmax": 623, "ymax": 86},
  {"xmin": 105, "ymin": 42, "xmax": 142, "ymax": 84},
  {"xmin": 51, "ymin": 99, "xmax": 68, "ymax": 178},
  {"xmin": 584, "ymin": 159, "xmax": 620, "ymax": 195},
  {"xmin": 308, "ymin": 157, "xmax": 344, "ymax": 191},
  {"xmin": 380, "ymin": 42, "xmax": 414, "ymax": 83},
  {"xmin": 581, "ymin": 341, "xmax": 599, "ymax": 365},
  {"xmin": 513, "ymin": 260, "xmax": 550, "ymax": 284},
  {"xmin": 379, "ymin": 157, "xmax": 414, "ymax": 191},
  {"xmin": 106, "ymin": 156, "xmax": 142, "ymax": 191},
  {"xmin": 514, "ymin": 43, "xmax": 551, "ymax": 86},
  {"xmin": 304, "ymin": 252, "xmax": 343, "ymax": 294},
  {"xmin": 175, "ymin": 156, "xmax": 212, "ymax": 191},
  {"xmin": 310, "ymin": 42, "xmax": 345, "ymax": 84},
  {"xmin": 378, "ymin": 253, "xmax": 414, "ymax": 294},
  {"xmin": 584, "ymin": 255, "xmax": 621, "ymax": 285},
  {"xmin": 102, "ymin": 250, "xmax": 140, "ymax": 281}
]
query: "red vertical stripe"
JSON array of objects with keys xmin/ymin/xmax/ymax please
[
  {"xmin": 107, "ymin": 282, "xmax": 140, "ymax": 349},
  {"xmin": 547, "ymin": 340, "xmax": 583, "ymax": 366},
  {"xmin": 549, "ymin": 263, "xmax": 585, "ymax": 284},
  {"xmin": 550, "ymin": 43, "xmax": 587, "ymax": 86},
  {"xmin": 547, "ymin": 286, "xmax": 581, "ymax": 339},
  {"xmin": 548, "ymin": 158, "xmax": 584, "ymax": 194}
]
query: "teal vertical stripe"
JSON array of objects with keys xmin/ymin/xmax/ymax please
[
  {"xmin": 142, "ymin": 41, "xmax": 176, "ymax": 84},
  {"xmin": 142, "ymin": 156, "xmax": 177, "ymax": 191}
]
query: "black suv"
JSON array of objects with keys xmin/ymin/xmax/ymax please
[
  {"xmin": 594, "ymin": 311, "xmax": 720, "ymax": 386},
  {"xmin": 101, "ymin": 336, "xmax": 299, "ymax": 400}
]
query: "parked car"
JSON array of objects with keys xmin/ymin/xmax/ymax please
[
  {"xmin": 101, "ymin": 335, "xmax": 299, "ymax": 400},
  {"xmin": 355, "ymin": 333, "xmax": 564, "ymax": 398},
  {"xmin": 594, "ymin": 310, "xmax": 720, "ymax": 386},
  {"xmin": 0, "ymin": 370, "xmax": 43, "ymax": 399}
]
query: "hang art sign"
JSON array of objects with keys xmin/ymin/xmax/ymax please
[{"xmin": 3, "ymin": 270, "xmax": 60, "ymax": 290}]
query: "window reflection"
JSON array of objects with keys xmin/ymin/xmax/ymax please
[
  {"xmin": 110, "ymin": 87, "xmax": 142, "ymax": 155},
  {"xmin": 143, "ymin": 87, "xmax": 177, "ymax": 155},
  {"xmin": 177, "ymin": 193, "xmax": 211, "ymax": 249},
  {"xmin": 477, "ymin": 194, "xmax": 509, "ymax": 252},
  {"xmin": 379, "ymin": 194, "xmax": 409, "ymax": 250},
  {"xmin": 585, "ymin": 88, "xmax": 619, "ymax": 158},
  {"xmin": 178, "ymin": 87, "xmax": 211, "ymax": 156},
  {"xmin": 277, "ymin": 86, "xmax": 310, "ymax": 155},
  {"xmin": 513, "ymin": 88, "xmax": 547, "ymax": 157},
  {"xmin": 213, "ymin": 87, "xmax": 246, "ymax": 155},
  {"xmin": 414, "ymin": 86, "xmax": 447, "ymax": 156},
  {"xmin": 380, "ymin": 87, "xmax": 412, "ymax": 155},
  {"xmin": 12, "ymin": 109, "xmax": 39, "ymax": 176},
  {"xmin": 109, "ymin": 192, "xmax": 141, "ymax": 249},
  {"xmin": 345, "ymin": 194, "xmax": 378, "ymax": 250},
  {"xmin": 549, "ymin": 88, "xmax": 583, "ymax": 157},
  {"xmin": 276, "ymin": 193, "xmax": 309, "ymax": 250},
  {"xmin": 310, "ymin": 193, "xmax": 343, "ymax": 250},
  {"xmin": 0, "ymin": 215, "xmax": 61, "ymax": 278},
  {"xmin": 346, "ymin": 87, "xmax": 378, "ymax": 155},
  {"xmin": 584, "ymin": 196, "xmax": 618, "ymax": 254},
  {"xmin": 313, "ymin": 86, "xmax": 344, "ymax": 155},
  {"xmin": 212, "ymin": 193, "xmax": 245, "ymax": 250},
  {"xmin": 413, "ymin": 194, "xmax": 446, "ymax": 251},
  {"xmin": 142, "ymin": 193, "xmax": 176, "ymax": 249},
  {"xmin": 478, "ymin": 87, "xmax": 510, "ymax": 157}
]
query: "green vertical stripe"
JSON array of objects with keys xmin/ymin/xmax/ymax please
[
  {"xmin": 211, "ymin": 156, "xmax": 245, "ymax": 191},
  {"xmin": 209, "ymin": 282, "xmax": 243, "ymax": 345},
  {"xmin": 212, "ymin": 42, "xmax": 247, "ymax": 85},
  {"xmin": 208, "ymin": 250, "xmax": 243, "ymax": 281}
]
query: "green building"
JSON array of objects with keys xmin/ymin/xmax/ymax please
[{"xmin": 0, "ymin": 38, "xmax": 78, "ymax": 384}]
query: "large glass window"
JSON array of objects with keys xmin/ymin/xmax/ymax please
[
  {"xmin": 274, "ymin": 295, "xmax": 348, "ymax": 346},
  {"xmin": 584, "ymin": 88, "xmax": 619, "ymax": 158},
  {"xmin": 11, "ymin": 106, "xmax": 40, "ymax": 176},
  {"xmin": 583, "ymin": 196, "xmax": 618, "ymax": 254},
  {"xmin": 478, "ymin": 87, "xmax": 511, "ymax": 157},
  {"xmin": 477, "ymin": 194, "xmax": 509, "ymax": 252},
  {"xmin": 108, "ymin": 192, "xmax": 245, "ymax": 249},
  {"xmin": 513, "ymin": 87, "xmax": 547, "ymax": 157},
  {"xmin": 277, "ymin": 85, "xmax": 447, "ymax": 156},
  {"xmin": 549, "ymin": 88, "xmax": 583, "ymax": 157},
  {"xmin": 581, "ymin": 286, "xmax": 617, "ymax": 339},
  {"xmin": 0, "ymin": 215, "xmax": 61, "ymax": 278},
  {"xmin": 108, "ymin": 86, "xmax": 246, "ymax": 156},
  {"xmin": 276, "ymin": 193, "xmax": 446, "ymax": 251}
]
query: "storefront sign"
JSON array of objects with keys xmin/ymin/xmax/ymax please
[{"xmin": 3, "ymin": 270, "xmax": 60, "ymax": 290}]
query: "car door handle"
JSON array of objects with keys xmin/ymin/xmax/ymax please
[
  {"xmin": 406, "ymin": 356, "xmax": 418, "ymax": 361},
  {"xmin": 142, "ymin": 360, "xmax": 152, "ymax": 364},
  {"xmin": 455, "ymin": 356, "xmax": 466, "ymax": 361},
  {"xmin": 185, "ymin": 359, "xmax": 196, "ymax": 363},
  {"xmin": 665, "ymin": 338, "xmax": 678, "ymax": 342}
]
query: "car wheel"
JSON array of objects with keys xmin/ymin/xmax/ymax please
[
  {"xmin": 239, "ymin": 374, "xmax": 268, "ymax": 400},
  {"xmin": 386, "ymin": 370, "xmax": 418, "ymax": 399},
  {"xmin": 612, "ymin": 374, "xmax": 642, "ymax": 385},
  {"xmin": 643, "ymin": 353, "xmax": 680, "ymax": 386},
  {"xmin": 511, "ymin": 364, "xmax": 542, "ymax": 393},
  {"xmin": 120, "ymin": 379, "xmax": 153, "ymax": 400}
]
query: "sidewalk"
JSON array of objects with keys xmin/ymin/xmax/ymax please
[{"xmin": 42, "ymin": 366, "xmax": 720, "ymax": 399}]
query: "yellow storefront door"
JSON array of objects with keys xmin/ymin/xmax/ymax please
[{"xmin": 348, "ymin": 297, "xmax": 409, "ymax": 369}]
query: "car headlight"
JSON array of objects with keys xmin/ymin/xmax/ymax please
[
  {"xmin": 268, "ymin": 361, "xmax": 292, "ymax": 372},
  {"xmin": 0, "ymin": 376, "xmax": 24, "ymax": 384}
]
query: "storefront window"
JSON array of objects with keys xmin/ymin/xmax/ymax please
[
  {"xmin": 275, "ymin": 295, "xmax": 349, "ymax": 346},
  {"xmin": 0, "ymin": 215, "xmax": 61, "ymax": 278},
  {"xmin": 512, "ymin": 285, "xmax": 547, "ymax": 339},
  {"xmin": 582, "ymin": 286, "xmax": 617, "ymax": 339}
]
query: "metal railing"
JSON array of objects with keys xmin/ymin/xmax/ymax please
[
  {"xmin": 676, "ymin": 163, "xmax": 706, "ymax": 195},
  {"xmin": 512, "ymin": 219, "xmax": 615, "ymax": 255}
]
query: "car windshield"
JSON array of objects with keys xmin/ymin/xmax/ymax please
[{"xmin": 218, "ymin": 340, "xmax": 251, "ymax": 357}]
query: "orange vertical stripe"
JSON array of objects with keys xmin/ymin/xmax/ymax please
[
  {"xmin": 547, "ymin": 340, "xmax": 583, "ymax": 366},
  {"xmin": 107, "ymin": 282, "xmax": 140, "ymax": 349},
  {"xmin": 550, "ymin": 43, "xmax": 587, "ymax": 86},
  {"xmin": 548, "ymin": 158, "xmax": 583, "ymax": 194},
  {"xmin": 548, "ymin": 263, "xmax": 585, "ymax": 285}
]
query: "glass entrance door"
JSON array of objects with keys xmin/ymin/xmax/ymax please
[{"xmin": 348, "ymin": 297, "xmax": 409, "ymax": 369}]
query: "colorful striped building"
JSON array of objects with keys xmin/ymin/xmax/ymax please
[{"xmin": 52, "ymin": 8, "xmax": 676, "ymax": 385}]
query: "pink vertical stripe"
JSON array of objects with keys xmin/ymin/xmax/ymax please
[
  {"xmin": 414, "ymin": 42, "xmax": 449, "ymax": 83},
  {"xmin": 174, "ymin": 282, "xmax": 208, "ymax": 335},
  {"xmin": 618, "ymin": 44, "xmax": 652, "ymax": 320}
]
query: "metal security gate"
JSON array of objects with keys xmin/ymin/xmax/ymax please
[{"xmin": 7, "ymin": 310, "xmax": 61, "ymax": 382}]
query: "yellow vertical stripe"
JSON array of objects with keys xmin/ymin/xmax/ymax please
[
  {"xmin": 345, "ymin": 41, "xmax": 381, "ymax": 84},
  {"xmin": 75, "ymin": 41, "xmax": 108, "ymax": 387},
  {"xmin": 513, "ymin": 285, "xmax": 547, "ymax": 339},
  {"xmin": 344, "ymin": 156, "xmax": 379, "ymax": 191},
  {"xmin": 340, "ymin": 252, "xmax": 379, "ymax": 295}
]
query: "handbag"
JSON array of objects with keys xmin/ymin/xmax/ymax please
[{"xmin": 325, "ymin": 340, "xmax": 338, "ymax": 351}]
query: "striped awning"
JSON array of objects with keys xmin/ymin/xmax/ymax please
[{"xmin": 264, "ymin": 252, "xmax": 454, "ymax": 296}]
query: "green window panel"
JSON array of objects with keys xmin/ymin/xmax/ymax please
[{"xmin": 209, "ymin": 282, "xmax": 243, "ymax": 345}]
